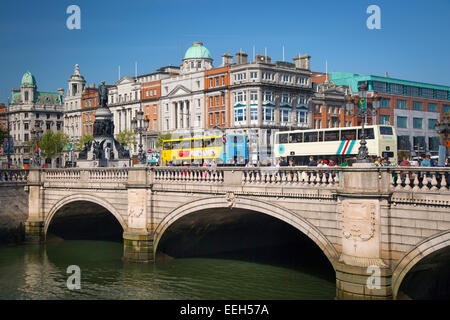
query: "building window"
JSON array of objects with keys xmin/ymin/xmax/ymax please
[
  {"xmin": 397, "ymin": 116, "xmax": 407, "ymax": 128},
  {"xmin": 24, "ymin": 123, "xmax": 29, "ymax": 130},
  {"xmin": 24, "ymin": 134, "xmax": 29, "ymax": 142},
  {"xmin": 372, "ymin": 81, "xmax": 387, "ymax": 93},
  {"xmin": 296, "ymin": 110, "xmax": 307, "ymax": 124},
  {"xmin": 436, "ymin": 90, "xmax": 448, "ymax": 100},
  {"xmin": 234, "ymin": 91, "xmax": 247, "ymax": 103},
  {"xmin": 153, "ymin": 104, "xmax": 157, "ymax": 114},
  {"xmin": 263, "ymin": 107, "xmax": 274, "ymax": 122},
  {"xmin": 215, "ymin": 77, "xmax": 219, "ymax": 86},
  {"xmin": 281, "ymin": 109, "xmax": 290, "ymax": 123},
  {"xmin": 197, "ymin": 61, "xmax": 201, "ymax": 68},
  {"xmin": 397, "ymin": 99, "xmax": 407, "ymax": 109},
  {"xmin": 380, "ymin": 98, "xmax": 390, "ymax": 108},
  {"xmin": 412, "ymin": 101, "xmax": 422, "ymax": 111},
  {"xmin": 153, "ymin": 119, "xmax": 157, "ymax": 130},
  {"xmin": 413, "ymin": 136, "xmax": 426, "ymax": 151},
  {"xmin": 413, "ymin": 117, "xmax": 422, "ymax": 129},
  {"xmin": 428, "ymin": 119, "xmax": 437, "ymax": 129},
  {"xmin": 24, "ymin": 112, "xmax": 28, "ymax": 118},
  {"xmin": 443, "ymin": 105, "xmax": 450, "ymax": 113},
  {"xmin": 421, "ymin": 88, "xmax": 434, "ymax": 99},
  {"xmin": 234, "ymin": 107, "xmax": 246, "ymax": 123},
  {"xmin": 397, "ymin": 135, "xmax": 411, "ymax": 150},
  {"xmin": 263, "ymin": 91, "xmax": 273, "ymax": 102},
  {"xmin": 390, "ymin": 83, "xmax": 403, "ymax": 95},
  {"xmin": 46, "ymin": 123, "xmax": 51, "ymax": 130},
  {"xmin": 380, "ymin": 115, "xmax": 390, "ymax": 125},
  {"xmin": 428, "ymin": 103, "xmax": 437, "ymax": 112},
  {"xmin": 281, "ymin": 93, "xmax": 291, "ymax": 104},
  {"xmin": 250, "ymin": 107, "xmax": 258, "ymax": 121},
  {"xmin": 428, "ymin": 137, "xmax": 440, "ymax": 151},
  {"xmin": 215, "ymin": 112, "xmax": 219, "ymax": 124},
  {"xmin": 250, "ymin": 72, "xmax": 258, "ymax": 79},
  {"xmin": 250, "ymin": 90, "xmax": 258, "ymax": 102},
  {"xmin": 46, "ymin": 114, "xmax": 50, "ymax": 119}
]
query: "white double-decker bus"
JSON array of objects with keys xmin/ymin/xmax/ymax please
[{"xmin": 274, "ymin": 125, "xmax": 397, "ymax": 165}]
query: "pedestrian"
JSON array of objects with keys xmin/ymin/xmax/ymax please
[{"xmin": 308, "ymin": 156, "xmax": 317, "ymax": 167}]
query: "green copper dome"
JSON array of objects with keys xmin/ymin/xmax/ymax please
[
  {"xmin": 21, "ymin": 71, "xmax": 36, "ymax": 86},
  {"xmin": 184, "ymin": 42, "xmax": 212, "ymax": 59}
]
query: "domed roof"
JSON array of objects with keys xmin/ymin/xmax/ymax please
[
  {"xmin": 184, "ymin": 42, "xmax": 212, "ymax": 60},
  {"xmin": 21, "ymin": 71, "xmax": 36, "ymax": 86}
]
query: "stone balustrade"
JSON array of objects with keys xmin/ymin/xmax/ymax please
[
  {"xmin": 388, "ymin": 167, "xmax": 450, "ymax": 192},
  {"xmin": 44, "ymin": 169, "xmax": 81, "ymax": 181},
  {"xmin": 240, "ymin": 167, "xmax": 341, "ymax": 187},
  {"xmin": 0, "ymin": 169, "xmax": 29, "ymax": 183},
  {"xmin": 153, "ymin": 167, "xmax": 224, "ymax": 184},
  {"xmin": 88, "ymin": 168, "xmax": 128, "ymax": 182},
  {"xmin": 41, "ymin": 168, "xmax": 128, "ymax": 183}
]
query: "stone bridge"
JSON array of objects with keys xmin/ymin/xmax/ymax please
[{"xmin": 2, "ymin": 165, "xmax": 449, "ymax": 299}]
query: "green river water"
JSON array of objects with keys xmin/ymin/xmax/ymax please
[{"xmin": 0, "ymin": 240, "xmax": 336, "ymax": 300}]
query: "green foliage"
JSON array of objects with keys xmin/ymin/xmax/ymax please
[
  {"xmin": 76, "ymin": 134, "xmax": 93, "ymax": 151},
  {"xmin": 156, "ymin": 133, "xmax": 172, "ymax": 148},
  {"xmin": 39, "ymin": 130, "xmax": 69, "ymax": 159},
  {"xmin": 116, "ymin": 130, "xmax": 136, "ymax": 147},
  {"xmin": 0, "ymin": 128, "xmax": 7, "ymax": 142}
]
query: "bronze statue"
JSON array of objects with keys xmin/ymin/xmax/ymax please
[{"xmin": 98, "ymin": 81, "xmax": 108, "ymax": 108}]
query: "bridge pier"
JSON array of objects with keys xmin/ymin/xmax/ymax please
[
  {"xmin": 25, "ymin": 169, "xmax": 45, "ymax": 243},
  {"xmin": 335, "ymin": 262, "xmax": 392, "ymax": 299},
  {"xmin": 24, "ymin": 220, "xmax": 45, "ymax": 243},
  {"xmin": 123, "ymin": 231, "xmax": 154, "ymax": 263}
]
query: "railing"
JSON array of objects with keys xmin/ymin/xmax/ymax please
[
  {"xmin": 45, "ymin": 169, "xmax": 81, "ymax": 181},
  {"xmin": 0, "ymin": 169, "xmax": 29, "ymax": 183},
  {"xmin": 389, "ymin": 167, "xmax": 450, "ymax": 192},
  {"xmin": 153, "ymin": 167, "xmax": 224, "ymax": 184},
  {"xmin": 42, "ymin": 168, "xmax": 128, "ymax": 183},
  {"xmin": 88, "ymin": 168, "xmax": 128, "ymax": 182},
  {"xmin": 240, "ymin": 167, "xmax": 341, "ymax": 187}
]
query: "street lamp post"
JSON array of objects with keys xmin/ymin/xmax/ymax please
[
  {"xmin": 345, "ymin": 84, "xmax": 380, "ymax": 164},
  {"xmin": 131, "ymin": 108, "xmax": 149, "ymax": 165},
  {"xmin": 30, "ymin": 122, "xmax": 43, "ymax": 168}
]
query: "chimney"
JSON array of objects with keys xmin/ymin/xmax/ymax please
[
  {"xmin": 222, "ymin": 53, "xmax": 233, "ymax": 66},
  {"xmin": 235, "ymin": 51, "xmax": 248, "ymax": 64},
  {"xmin": 255, "ymin": 54, "xmax": 271, "ymax": 64},
  {"xmin": 384, "ymin": 72, "xmax": 389, "ymax": 78},
  {"xmin": 293, "ymin": 54, "xmax": 311, "ymax": 70}
]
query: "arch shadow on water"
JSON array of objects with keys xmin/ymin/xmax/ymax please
[
  {"xmin": 156, "ymin": 207, "xmax": 336, "ymax": 285},
  {"xmin": 397, "ymin": 245, "xmax": 450, "ymax": 300}
]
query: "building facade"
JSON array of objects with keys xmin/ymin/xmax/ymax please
[
  {"xmin": 9, "ymin": 72, "xmax": 64, "ymax": 167},
  {"xmin": 63, "ymin": 64, "xmax": 86, "ymax": 144},
  {"xmin": 330, "ymin": 72, "xmax": 450, "ymax": 157}
]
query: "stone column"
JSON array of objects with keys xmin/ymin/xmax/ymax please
[
  {"xmin": 257, "ymin": 88, "xmax": 263, "ymax": 127},
  {"xmin": 25, "ymin": 169, "xmax": 45, "ymax": 243},
  {"xmin": 173, "ymin": 102, "xmax": 177, "ymax": 130},
  {"xmin": 335, "ymin": 167, "xmax": 393, "ymax": 299},
  {"xmin": 274, "ymin": 93, "xmax": 280, "ymax": 126},
  {"xmin": 246, "ymin": 89, "xmax": 251, "ymax": 126},
  {"xmin": 123, "ymin": 167, "xmax": 154, "ymax": 262}
]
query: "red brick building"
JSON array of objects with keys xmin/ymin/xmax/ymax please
[
  {"xmin": 204, "ymin": 66, "xmax": 230, "ymax": 129},
  {"xmin": 81, "ymin": 87, "xmax": 99, "ymax": 135}
]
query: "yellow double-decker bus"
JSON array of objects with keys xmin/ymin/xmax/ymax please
[{"xmin": 161, "ymin": 134, "xmax": 248, "ymax": 166}]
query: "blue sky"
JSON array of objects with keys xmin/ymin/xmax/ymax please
[{"xmin": 0, "ymin": 0, "xmax": 449, "ymax": 102}]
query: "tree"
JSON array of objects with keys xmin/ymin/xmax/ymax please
[
  {"xmin": 76, "ymin": 134, "xmax": 93, "ymax": 151},
  {"xmin": 116, "ymin": 130, "xmax": 136, "ymax": 148},
  {"xmin": 39, "ymin": 131, "xmax": 69, "ymax": 166},
  {"xmin": 156, "ymin": 133, "xmax": 172, "ymax": 149},
  {"xmin": 0, "ymin": 128, "xmax": 7, "ymax": 143}
]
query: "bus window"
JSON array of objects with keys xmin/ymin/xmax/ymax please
[
  {"xmin": 289, "ymin": 132, "xmax": 303, "ymax": 143},
  {"xmin": 210, "ymin": 137, "xmax": 221, "ymax": 146},
  {"xmin": 193, "ymin": 139, "xmax": 203, "ymax": 149},
  {"xmin": 324, "ymin": 130, "xmax": 339, "ymax": 141},
  {"xmin": 233, "ymin": 135, "xmax": 244, "ymax": 143},
  {"xmin": 357, "ymin": 128, "xmax": 375, "ymax": 140},
  {"xmin": 380, "ymin": 126, "xmax": 393, "ymax": 135},
  {"xmin": 172, "ymin": 140, "xmax": 181, "ymax": 149},
  {"xmin": 163, "ymin": 141, "xmax": 172, "ymax": 150},
  {"xmin": 341, "ymin": 129, "xmax": 356, "ymax": 140},
  {"xmin": 278, "ymin": 133, "xmax": 289, "ymax": 144},
  {"xmin": 204, "ymin": 138, "xmax": 212, "ymax": 148},
  {"xmin": 318, "ymin": 131, "xmax": 323, "ymax": 141},
  {"xmin": 180, "ymin": 140, "xmax": 191, "ymax": 149},
  {"xmin": 304, "ymin": 132, "xmax": 318, "ymax": 142}
]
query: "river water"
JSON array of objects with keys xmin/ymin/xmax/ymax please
[{"xmin": 0, "ymin": 240, "xmax": 336, "ymax": 300}]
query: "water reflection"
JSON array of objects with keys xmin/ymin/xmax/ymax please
[{"xmin": 0, "ymin": 241, "xmax": 336, "ymax": 300}]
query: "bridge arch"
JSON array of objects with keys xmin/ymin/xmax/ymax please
[
  {"xmin": 44, "ymin": 193, "xmax": 126, "ymax": 234},
  {"xmin": 154, "ymin": 196, "xmax": 339, "ymax": 267},
  {"xmin": 392, "ymin": 230, "xmax": 450, "ymax": 299}
]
